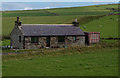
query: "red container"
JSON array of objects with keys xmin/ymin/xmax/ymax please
[{"xmin": 84, "ymin": 32, "xmax": 100, "ymax": 45}]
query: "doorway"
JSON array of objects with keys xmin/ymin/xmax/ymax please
[{"xmin": 46, "ymin": 37, "xmax": 50, "ymax": 47}]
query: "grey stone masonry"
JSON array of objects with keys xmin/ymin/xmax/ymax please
[{"xmin": 24, "ymin": 36, "xmax": 85, "ymax": 49}]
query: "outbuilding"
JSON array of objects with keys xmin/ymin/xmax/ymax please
[{"xmin": 84, "ymin": 32, "xmax": 100, "ymax": 45}]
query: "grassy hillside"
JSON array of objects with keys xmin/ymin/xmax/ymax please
[
  {"xmin": 81, "ymin": 15, "xmax": 118, "ymax": 38},
  {"xmin": 46, "ymin": 4, "xmax": 117, "ymax": 16},
  {"xmin": 2, "ymin": 4, "xmax": 118, "ymax": 17},
  {"xmin": 2, "ymin": 4, "xmax": 118, "ymax": 39}
]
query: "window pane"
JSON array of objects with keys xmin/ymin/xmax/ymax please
[
  {"xmin": 31, "ymin": 37, "xmax": 38, "ymax": 43},
  {"xmin": 19, "ymin": 36, "xmax": 21, "ymax": 42},
  {"xmin": 74, "ymin": 36, "xmax": 77, "ymax": 41},
  {"xmin": 58, "ymin": 36, "xmax": 65, "ymax": 42}
]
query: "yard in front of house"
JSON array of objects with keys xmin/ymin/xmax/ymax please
[
  {"xmin": 2, "ymin": 42, "xmax": 118, "ymax": 76},
  {"xmin": 2, "ymin": 48, "xmax": 118, "ymax": 76}
]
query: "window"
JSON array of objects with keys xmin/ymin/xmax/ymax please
[
  {"xmin": 19, "ymin": 36, "xmax": 21, "ymax": 42},
  {"xmin": 31, "ymin": 37, "xmax": 39, "ymax": 43},
  {"xmin": 58, "ymin": 36, "xmax": 65, "ymax": 42},
  {"xmin": 74, "ymin": 36, "xmax": 77, "ymax": 41}
]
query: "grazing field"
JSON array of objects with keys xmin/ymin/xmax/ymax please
[
  {"xmin": 2, "ymin": 48, "xmax": 118, "ymax": 76},
  {"xmin": 2, "ymin": 42, "xmax": 119, "ymax": 76},
  {"xmin": 2, "ymin": 4, "xmax": 118, "ymax": 17},
  {"xmin": 81, "ymin": 15, "xmax": 118, "ymax": 38}
]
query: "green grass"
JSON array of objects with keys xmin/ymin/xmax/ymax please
[
  {"xmin": 81, "ymin": 15, "xmax": 118, "ymax": 38},
  {"xmin": 46, "ymin": 4, "xmax": 117, "ymax": 16},
  {"xmin": 2, "ymin": 48, "xmax": 118, "ymax": 76},
  {"xmin": 3, "ymin": 4, "xmax": 117, "ymax": 17},
  {"xmin": 2, "ymin": 39, "xmax": 10, "ymax": 46},
  {"xmin": 101, "ymin": 40, "xmax": 119, "ymax": 43},
  {"xmin": 2, "ymin": 11, "xmax": 55, "ymax": 17},
  {"xmin": 2, "ymin": 42, "xmax": 119, "ymax": 76}
]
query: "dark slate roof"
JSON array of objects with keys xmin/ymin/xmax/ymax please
[{"xmin": 19, "ymin": 24, "xmax": 85, "ymax": 36}]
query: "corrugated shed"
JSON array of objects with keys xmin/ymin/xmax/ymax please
[
  {"xmin": 19, "ymin": 24, "xmax": 85, "ymax": 36},
  {"xmin": 84, "ymin": 32, "xmax": 100, "ymax": 45}
]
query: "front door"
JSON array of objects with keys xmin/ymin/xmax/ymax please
[
  {"xmin": 46, "ymin": 37, "xmax": 50, "ymax": 47},
  {"xmin": 23, "ymin": 36, "xmax": 25, "ymax": 49}
]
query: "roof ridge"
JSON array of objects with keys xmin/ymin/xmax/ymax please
[{"xmin": 22, "ymin": 24, "xmax": 73, "ymax": 26}]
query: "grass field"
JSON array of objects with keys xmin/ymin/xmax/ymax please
[
  {"xmin": 2, "ymin": 42, "xmax": 119, "ymax": 76},
  {"xmin": 2, "ymin": 48, "xmax": 118, "ymax": 76},
  {"xmin": 2, "ymin": 39, "xmax": 10, "ymax": 46},
  {"xmin": 2, "ymin": 4, "xmax": 118, "ymax": 17},
  {"xmin": 81, "ymin": 15, "xmax": 118, "ymax": 38}
]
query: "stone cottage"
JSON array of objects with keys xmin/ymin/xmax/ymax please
[{"xmin": 10, "ymin": 17, "xmax": 85, "ymax": 49}]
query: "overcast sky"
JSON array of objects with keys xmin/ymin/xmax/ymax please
[{"xmin": 2, "ymin": 0, "xmax": 120, "ymax": 2}]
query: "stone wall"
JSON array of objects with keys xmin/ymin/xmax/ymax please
[
  {"xmin": 66, "ymin": 36, "xmax": 85, "ymax": 47},
  {"xmin": 10, "ymin": 26, "xmax": 24, "ymax": 49},
  {"xmin": 24, "ymin": 37, "xmax": 46, "ymax": 49},
  {"xmin": 24, "ymin": 36, "xmax": 85, "ymax": 49}
]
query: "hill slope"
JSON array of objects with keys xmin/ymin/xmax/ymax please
[{"xmin": 81, "ymin": 15, "xmax": 118, "ymax": 38}]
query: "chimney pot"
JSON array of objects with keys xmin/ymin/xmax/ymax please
[
  {"xmin": 17, "ymin": 16, "xmax": 19, "ymax": 21},
  {"xmin": 72, "ymin": 18, "xmax": 79, "ymax": 27},
  {"xmin": 15, "ymin": 16, "xmax": 22, "ymax": 26}
]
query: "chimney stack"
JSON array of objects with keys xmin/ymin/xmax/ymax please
[
  {"xmin": 15, "ymin": 16, "xmax": 22, "ymax": 26},
  {"xmin": 72, "ymin": 18, "xmax": 79, "ymax": 27}
]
